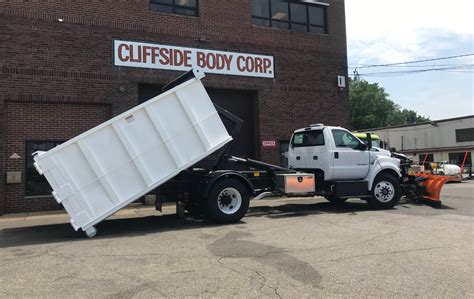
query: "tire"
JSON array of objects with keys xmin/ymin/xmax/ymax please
[
  {"xmin": 368, "ymin": 173, "xmax": 401, "ymax": 209},
  {"xmin": 206, "ymin": 178, "xmax": 250, "ymax": 224},
  {"xmin": 324, "ymin": 194, "xmax": 348, "ymax": 204}
]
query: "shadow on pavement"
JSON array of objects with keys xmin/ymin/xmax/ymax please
[
  {"xmin": 0, "ymin": 198, "xmax": 456, "ymax": 248},
  {"xmin": 0, "ymin": 214, "xmax": 213, "ymax": 249}
]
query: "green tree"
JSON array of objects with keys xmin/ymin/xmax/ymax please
[{"xmin": 349, "ymin": 78, "xmax": 429, "ymax": 130}]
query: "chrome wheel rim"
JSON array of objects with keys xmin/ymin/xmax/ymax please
[
  {"xmin": 217, "ymin": 188, "xmax": 242, "ymax": 215},
  {"xmin": 374, "ymin": 181, "xmax": 395, "ymax": 203}
]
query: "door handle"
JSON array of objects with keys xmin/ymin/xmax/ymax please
[
  {"xmin": 296, "ymin": 156, "xmax": 301, "ymax": 160},
  {"xmin": 334, "ymin": 152, "xmax": 339, "ymax": 159},
  {"xmin": 313, "ymin": 156, "xmax": 318, "ymax": 160}
]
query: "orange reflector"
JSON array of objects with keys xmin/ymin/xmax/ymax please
[{"xmin": 253, "ymin": 172, "xmax": 260, "ymax": 177}]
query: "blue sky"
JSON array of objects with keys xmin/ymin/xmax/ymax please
[{"xmin": 345, "ymin": 0, "xmax": 473, "ymax": 120}]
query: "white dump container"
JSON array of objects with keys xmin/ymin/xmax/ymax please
[{"xmin": 33, "ymin": 70, "xmax": 231, "ymax": 237}]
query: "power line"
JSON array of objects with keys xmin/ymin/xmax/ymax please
[
  {"xmin": 353, "ymin": 53, "xmax": 474, "ymax": 69},
  {"xmin": 349, "ymin": 63, "xmax": 472, "ymax": 68},
  {"xmin": 357, "ymin": 64, "xmax": 473, "ymax": 77}
]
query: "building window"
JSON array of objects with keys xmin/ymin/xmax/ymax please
[
  {"xmin": 25, "ymin": 141, "xmax": 63, "ymax": 196},
  {"xmin": 252, "ymin": 0, "xmax": 328, "ymax": 34},
  {"xmin": 455, "ymin": 128, "xmax": 474, "ymax": 142},
  {"xmin": 448, "ymin": 152, "xmax": 472, "ymax": 166},
  {"xmin": 149, "ymin": 0, "xmax": 198, "ymax": 17},
  {"xmin": 419, "ymin": 153, "xmax": 434, "ymax": 163}
]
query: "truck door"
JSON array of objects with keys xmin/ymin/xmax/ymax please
[
  {"xmin": 288, "ymin": 129, "xmax": 327, "ymax": 171},
  {"xmin": 330, "ymin": 129, "xmax": 370, "ymax": 180}
]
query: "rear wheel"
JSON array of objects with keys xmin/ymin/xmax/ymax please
[
  {"xmin": 206, "ymin": 178, "xmax": 250, "ymax": 223},
  {"xmin": 368, "ymin": 173, "xmax": 401, "ymax": 209},
  {"xmin": 324, "ymin": 194, "xmax": 348, "ymax": 204}
]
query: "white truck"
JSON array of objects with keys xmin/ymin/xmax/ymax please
[
  {"xmin": 287, "ymin": 125, "xmax": 402, "ymax": 209},
  {"xmin": 34, "ymin": 70, "xmax": 444, "ymax": 237}
]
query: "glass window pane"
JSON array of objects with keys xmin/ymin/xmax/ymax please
[
  {"xmin": 309, "ymin": 25, "xmax": 325, "ymax": 34},
  {"xmin": 175, "ymin": 8, "xmax": 196, "ymax": 15},
  {"xmin": 291, "ymin": 23, "xmax": 307, "ymax": 32},
  {"xmin": 271, "ymin": 0, "xmax": 289, "ymax": 21},
  {"xmin": 151, "ymin": 0, "xmax": 173, "ymax": 4},
  {"xmin": 290, "ymin": 3, "xmax": 306, "ymax": 23},
  {"xmin": 332, "ymin": 130, "xmax": 360, "ymax": 149},
  {"xmin": 252, "ymin": 0, "xmax": 269, "ymax": 18},
  {"xmin": 291, "ymin": 131, "xmax": 325, "ymax": 147},
  {"xmin": 252, "ymin": 17, "xmax": 270, "ymax": 27},
  {"xmin": 309, "ymin": 6, "xmax": 325, "ymax": 26},
  {"xmin": 272, "ymin": 20, "xmax": 289, "ymax": 30},
  {"xmin": 176, "ymin": 0, "xmax": 196, "ymax": 8},
  {"xmin": 150, "ymin": 3, "xmax": 173, "ymax": 13}
]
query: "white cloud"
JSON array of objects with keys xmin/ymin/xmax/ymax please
[
  {"xmin": 345, "ymin": 0, "xmax": 474, "ymax": 120},
  {"xmin": 346, "ymin": 0, "xmax": 474, "ymax": 64}
]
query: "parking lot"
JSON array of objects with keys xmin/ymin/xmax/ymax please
[{"xmin": 1, "ymin": 181, "xmax": 473, "ymax": 298}]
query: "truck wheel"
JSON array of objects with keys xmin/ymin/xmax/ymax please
[
  {"xmin": 206, "ymin": 178, "xmax": 250, "ymax": 224},
  {"xmin": 324, "ymin": 194, "xmax": 348, "ymax": 204},
  {"xmin": 368, "ymin": 173, "xmax": 401, "ymax": 209}
]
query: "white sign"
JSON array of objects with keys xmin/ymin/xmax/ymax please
[
  {"xmin": 114, "ymin": 40, "xmax": 274, "ymax": 78},
  {"xmin": 262, "ymin": 140, "xmax": 277, "ymax": 148}
]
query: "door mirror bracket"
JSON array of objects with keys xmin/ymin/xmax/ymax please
[{"xmin": 366, "ymin": 133, "xmax": 373, "ymax": 150}]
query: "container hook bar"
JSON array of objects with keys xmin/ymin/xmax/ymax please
[{"xmin": 162, "ymin": 68, "xmax": 205, "ymax": 92}]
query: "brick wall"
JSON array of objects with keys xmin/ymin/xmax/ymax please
[
  {"xmin": 0, "ymin": 0, "xmax": 349, "ymax": 213},
  {"xmin": 4, "ymin": 102, "xmax": 111, "ymax": 213}
]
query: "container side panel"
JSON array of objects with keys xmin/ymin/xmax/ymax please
[
  {"xmin": 178, "ymin": 82, "xmax": 217, "ymax": 121},
  {"xmin": 56, "ymin": 144, "xmax": 97, "ymax": 190},
  {"xmin": 169, "ymin": 126, "xmax": 206, "ymax": 162},
  {"xmin": 85, "ymin": 126, "xmax": 131, "ymax": 174},
  {"xmin": 196, "ymin": 113, "xmax": 233, "ymax": 148},
  {"xmin": 140, "ymin": 143, "xmax": 177, "ymax": 182},
  {"xmin": 79, "ymin": 181, "xmax": 113, "ymax": 218},
  {"xmin": 118, "ymin": 109, "xmax": 164, "ymax": 155},
  {"xmin": 148, "ymin": 93, "xmax": 193, "ymax": 140},
  {"xmin": 106, "ymin": 162, "xmax": 147, "ymax": 202}
]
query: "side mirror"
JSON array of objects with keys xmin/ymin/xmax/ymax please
[{"xmin": 366, "ymin": 133, "xmax": 372, "ymax": 150}]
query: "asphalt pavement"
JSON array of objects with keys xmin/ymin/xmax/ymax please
[{"xmin": 1, "ymin": 181, "xmax": 473, "ymax": 298}]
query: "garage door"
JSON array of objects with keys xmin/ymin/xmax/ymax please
[{"xmin": 139, "ymin": 84, "xmax": 257, "ymax": 159}]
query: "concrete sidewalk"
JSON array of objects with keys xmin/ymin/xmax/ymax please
[{"xmin": 0, "ymin": 203, "xmax": 176, "ymax": 230}]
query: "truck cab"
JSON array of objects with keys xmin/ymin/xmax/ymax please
[{"xmin": 288, "ymin": 124, "xmax": 402, "ymax": 208}]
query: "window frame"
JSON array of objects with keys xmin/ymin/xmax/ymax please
[
  {"xmin": 149, "ymin": 0, "xmax": 199, "ymax": 17},
  {"xmin": 291, "ymin": 130, "xmax": 325, "ymax": 148},
  {"xmin": 331, "ymin": 129, "xmax": 362, "ymax": 149},
  {"xmin": 448, "ymin": 152, "xmax": 472, "ymax": 166},
  {"xmin": 252, "ymin": 0, "xmax": 328, "ymax": 34},
  {"xmin": 25, "ymin": 140, "xmax": 64, "ymax": 197},
  {"xmin": 455, "ymin": 128, "xmax": 474, "ymax": 142}
]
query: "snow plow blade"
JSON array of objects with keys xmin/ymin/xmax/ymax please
[{"xmin": 414, "ymin": 173, "xmax": 450, "ymax": 206}]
